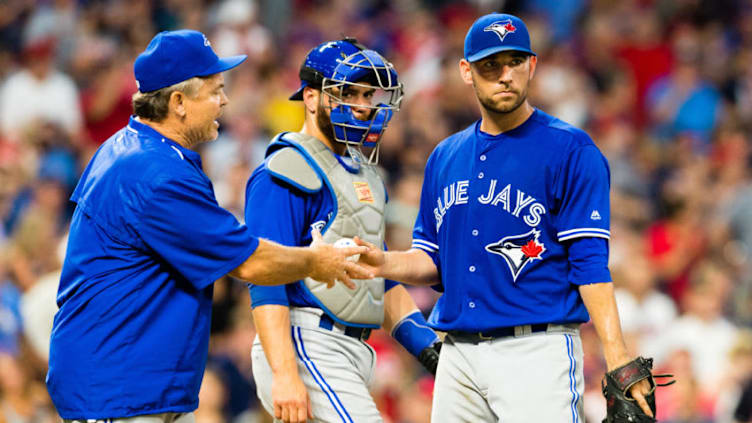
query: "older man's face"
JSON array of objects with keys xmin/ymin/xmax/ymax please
[{"xmin": 182, "ymin": 73, "xmax": 228, "ymax": 145}]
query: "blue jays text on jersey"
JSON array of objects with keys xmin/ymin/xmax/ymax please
[
  {"xmin": 433, "ymin": 178, "xmax": 548, "ymax": 230},
  {"xmin": 412, "ymin": 109, "xmax": 613, "ymax": 332}
]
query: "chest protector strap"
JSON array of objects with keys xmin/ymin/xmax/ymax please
[{"xmin": 265, "ymin": 132, "xmax": 386, "ymax": 327}]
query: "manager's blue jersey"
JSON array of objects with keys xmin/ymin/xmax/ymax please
[
  {"xmin": 412, "ymin": 109, "xmax": 612, "ymax": 332},
  {"xmin": 47, "ymin": 117, "xmax": 259, "ymax": 419},
  {"xmin": 245, "ymin": 144, "xmax": 396, "ymax": 318}
]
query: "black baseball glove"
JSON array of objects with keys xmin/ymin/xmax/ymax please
[
  {"xmin": 602, "ymin": 357, "xmax": 675, "ymax": 423},
  {"xmin": 418, "ymin": 341, "xmax": 442, "ymax": 375}
]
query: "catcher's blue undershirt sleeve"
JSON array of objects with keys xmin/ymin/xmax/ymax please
[{"xmin": 245, "ymin": 168, "xmax": 309, "ymax": 308}]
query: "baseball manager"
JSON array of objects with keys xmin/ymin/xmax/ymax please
[{"xmin": 46, "ymin": 30, "xmax": 369, "ymax": 423}]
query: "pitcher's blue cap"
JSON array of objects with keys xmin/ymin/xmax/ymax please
[
  {"xmin": 464, "ymin": 13, "xmax": 536, "ymax": 62},
  {"xmin": 134, "ymin": 30, "xmax": 247, "ymax": 93}
]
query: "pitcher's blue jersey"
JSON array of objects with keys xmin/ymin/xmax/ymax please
[{"xmin": 412, "ymin": 109, "xmax": 612, "ymax": 332}]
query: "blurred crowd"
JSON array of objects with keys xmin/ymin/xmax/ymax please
[{"xmin": 1, "ymin": 0, "xmax": 752, "ymax": 422}]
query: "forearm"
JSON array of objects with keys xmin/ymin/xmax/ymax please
[
  {"xmin": 381, "ymin": 249, "xmax": 439, "ymax": 286},
  {"xmin": 230, "ymin": 239, "xmax": 312, "ymax": 285},
  {"xmin": 383, "ymin": 285, "xmax": 422, "ymax": 333},
  {"xmin": 579, "ymin": 282, "xmax": 630, "ymax": 370},
  {"xmin": 252, "ymin": 305, "xmax": 299, "ymax": 376}
]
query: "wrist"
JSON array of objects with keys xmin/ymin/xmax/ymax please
[
  {"xmin": 604, "ymin": 348, "xmax": 631, "ymax": 371},
  {"xmin": 380, "ymin": 251, "xmax": 393, "ymax": 278},
  {"xmin": 302, "ymin": 247, "xmax": 316, "ymax": 276},
  {"xmin": 272, "ymin": 364, "xmax": 300, "ymax": 378}
]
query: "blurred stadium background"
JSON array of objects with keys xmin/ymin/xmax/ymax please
[{"xmin": 1, "ymin": 0, "xmax": 752, "ymax": 422}]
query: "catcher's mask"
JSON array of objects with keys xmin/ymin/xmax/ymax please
[
  {"xmin": 291, "ymin": 38, "xmax": 403, "ymax": 165},
  {"xmin": 321, "ymin": 48, "xmax": 402, "ymax": 165}
]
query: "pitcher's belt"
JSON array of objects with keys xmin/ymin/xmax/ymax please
[{"xmin": 448, "ymin": 323, "xmax": 579, "ymax": 343}]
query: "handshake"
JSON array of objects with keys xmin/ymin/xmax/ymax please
[{"xmin": 307, "ymin": 230, "xmax": 386, "ymax": 289}]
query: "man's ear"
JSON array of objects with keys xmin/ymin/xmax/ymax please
[
  {"xmin": 169, "ymin": 91, "xmax": 187, "ymax": 119},
  {"xmin": 459, "ymin": 59, "xmax": 474, "ymax": 86},
  {"xmin": 302, "ymin": 86, "xmax": 319, "ymax": 114},
  {"xmin": 528, "ymin": 55, "xmax": 538, "ymax": 80}
]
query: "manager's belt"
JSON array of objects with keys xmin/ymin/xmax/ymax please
[
  {"xmin": 448, "ymin": 323, "xmax": 577, "ymax": 343},
  {"xmin": 318, "ymin": 313, "xmax": 372, "ymax": 341}
]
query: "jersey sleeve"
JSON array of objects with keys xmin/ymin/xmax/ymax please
[
  {"xmin": 566, "ymin": 237, "xmax": 612, "ymax": 285},
  {"xmin": 137, "ymin": 173, "xmax": 259, "ymax": 290},
  {"xmin": 411, "ymin": 153, "xmax": 440, "ymax": 265},
  {"xmin": 553, "ymin": 144, "xmax": 611, "ymax": 242},
  {"xmin": 244, "ymin": 167, "xmax": 310, "ymax": 308}
]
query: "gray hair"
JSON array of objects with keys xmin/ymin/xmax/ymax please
[{"xmin": 131, "ymin": 77, "xmax": 204, "ymax": 122}]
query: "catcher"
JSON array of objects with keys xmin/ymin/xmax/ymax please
[{"xmin": 244, "ymin": 38, "xmax": 441, "ymax": 423}]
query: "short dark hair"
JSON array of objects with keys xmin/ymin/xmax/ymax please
[{"xmin": 131, "ymin": 77, "xmax": 204, "ymax": 122}]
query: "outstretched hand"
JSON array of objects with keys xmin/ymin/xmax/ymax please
[
  {"xmin": 309, "ymin": 229, "xmax": 374, "ymax": 289},
  {"xmin": 353, "ymin": 236, "xmax": 385, "ymax": 274}
]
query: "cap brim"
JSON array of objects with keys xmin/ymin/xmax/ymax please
[
  {"xmin": 289, "ymin": 87, "xmax": 304, "ymax": 101},
  {"xmin": 198, "ymin": 54, "xmax": 248, "ymax": 76},
  {"xmin": 466, "ymin": 46, "xmax": 536, "ymax": 62},
  {"xmin": 289, "ymin": 81, "xmax": 309, "ymax": 101}
]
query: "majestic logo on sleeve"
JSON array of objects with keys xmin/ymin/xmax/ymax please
[
  {"xmin": 310, "ymin": 220, "xmax": 327, "ymax": 232},
  {"xmin": 484, "ymin": 20, "xmax": 517, "ymax": 42},
  {"xmin": 485, "ymin": 229, "xmax": 546, "ymax": 282}
]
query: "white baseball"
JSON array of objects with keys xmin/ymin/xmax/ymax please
[{"xmin": 333, "ymin": 237, "xmax": 360, "ymax": 262}]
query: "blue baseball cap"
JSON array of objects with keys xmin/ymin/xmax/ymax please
[
  {"xmin": 134, "ymin": 30, "xmax": 247, "ymax": 93},
  {"xmin": 290, "ymin": 39, "xmax": 363, "ymax": 101},
  {"xmin": 464, "ymin": 13, "xmax": 536, "ymax": 62}
]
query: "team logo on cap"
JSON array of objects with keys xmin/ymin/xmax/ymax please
[
  {"xmin": 485, "ymin": 229, "xmax": 545, "ymax": 282},
  {"xmin": 484, "ymin": 20, "xmax": 517, "ymax": 42}
]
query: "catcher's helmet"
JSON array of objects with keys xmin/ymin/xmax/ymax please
[{"xmin": 291, "ymin": 38, "xmax": 403, "ymax": 165}]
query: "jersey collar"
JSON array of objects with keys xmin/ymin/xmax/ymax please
[
  {"xmin": 476, "ymin": 108, "xmax": 539, "ymax": 141},
  {"xmin": 334, "ymin": 153, "xmax": 361, "ymax": 174},
  {"xmin": 127, "ymin": 116, "xmax": 202, "ymax": 165}
]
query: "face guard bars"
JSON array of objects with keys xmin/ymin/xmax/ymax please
[{"xmin": 321, "ymin": 49, "xmax": 403, "ymax": 165}]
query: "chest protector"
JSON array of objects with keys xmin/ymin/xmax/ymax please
[{"xmin": 264, "ymin": 132, "xmax": 386, "ymax": 327}]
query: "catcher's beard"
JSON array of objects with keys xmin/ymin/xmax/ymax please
[
  {"xmin": 316, "ymin": 100, "xmax": 338, "ymax": 146},
  {"xmin": 473, "ymin": 78, "xmax": 529, "ymax": 115}
]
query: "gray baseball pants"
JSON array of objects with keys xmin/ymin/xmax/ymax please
[
  {"xmin": 431, "ymin": 324, "xmax": 585, "ymax": 423},
  {"xmin": 252, "ymin": 307, "xmax": 382, "ymax": 423}
]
